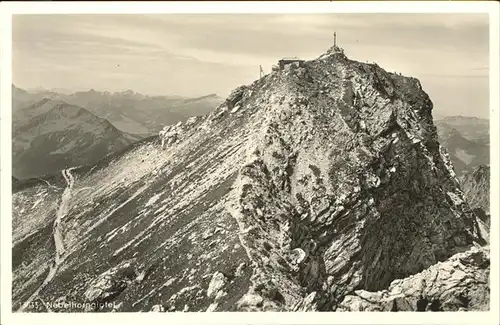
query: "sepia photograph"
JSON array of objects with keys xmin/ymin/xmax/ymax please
[{"xmin": 1, "ymin": 1, "xmax": 499, "ymax": 324}]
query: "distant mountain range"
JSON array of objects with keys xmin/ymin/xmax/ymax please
[
  {"xmin": 12, "ymin": 85, "xmax": 223, "ymax": 179},
  {"xmin": 13, "ymin": 85, "xmax": 224, "ymax": 135},
  {"xmin": 434, "ymin": 116, "xmax": 489, "ymax": 176},
  {"xmin": 26, "ymin": 87, "xmax": 76, "ymax": 95}
]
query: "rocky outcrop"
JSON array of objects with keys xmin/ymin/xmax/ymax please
[
  {"xmin": 84, "ymin": 261, "xmax": 144, "ymax": 311},
  {"xmin": 338, "ymin": 246, "xmax": 489, "ymax": 311},
  {"xmin": 461, "ymin": 165, "xmax": 490, "ymax": 218},
  {"xmin": 159, "ymin": 116, "xmax": 201, "ymax": 149},
  {"xmin": 12, "ymin": 45, "xmax": 488, "ymax": 312},
  {"xmin": 206, "ymin": 272, "xmax": 228, "ymax": 299}
]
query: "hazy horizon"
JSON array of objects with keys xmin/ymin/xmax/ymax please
[{"xmin": 13, "ymin": 14, "xmax": 489, "ymax": 118}]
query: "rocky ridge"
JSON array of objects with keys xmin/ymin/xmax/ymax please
[
  {"xmin": 12, "ymin": 46, "xmax": 488, "ymax": 312},
  {"xmin": 338, "ymin": 246, "xmax": 489, "ymax": 311}
]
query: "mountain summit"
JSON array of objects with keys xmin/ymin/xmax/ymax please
[{"xmin": 13, "ymin": 46, "xmax": 488, "ymax": 312}]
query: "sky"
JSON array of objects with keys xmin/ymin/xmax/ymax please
[{"xmin": 12, "ymin": 14, "xmax": 490, "ymax": 118}]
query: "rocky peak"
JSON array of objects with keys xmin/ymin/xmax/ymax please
[
  {"xmin": 183, "ymin": 46, "xmax": 486, "ymax": 309},
  {"xmin": 12, "ymin": 46, "xmax": 488, "ymax": 312},
  {"xmin": 46, "ymin": 102, "xmax": 95, "ymax": 120}
]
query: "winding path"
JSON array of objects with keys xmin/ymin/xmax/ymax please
[{"xmin": 18, "ymin": 168, "xmax": 75, "ymax": 312}]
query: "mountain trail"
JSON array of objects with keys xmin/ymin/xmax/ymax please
[{"xmin": 17, "ymin": 168, "xmax": 76, "ymax": 312}]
